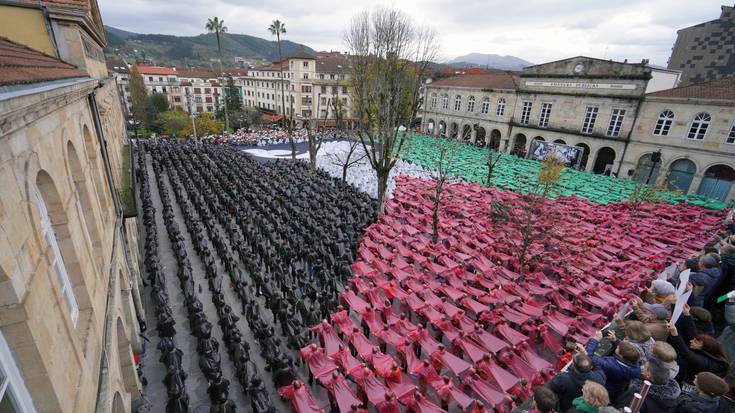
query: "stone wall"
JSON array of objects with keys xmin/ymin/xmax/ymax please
[{"xmin": 0, "ymin": 79, "xmax": 139, "ymax": 412}]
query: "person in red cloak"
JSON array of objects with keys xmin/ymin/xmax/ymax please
[{"xmin": 377, "ymin": 392, "xmax": 400, "ymax": 413}]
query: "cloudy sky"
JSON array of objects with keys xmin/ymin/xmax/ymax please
[{"xmin": 100, "ymin": 0, "xmax": 726, "ymax": 66}]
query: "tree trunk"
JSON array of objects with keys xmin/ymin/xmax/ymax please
[
  {"xmin": 376, "ymin": 169, "xmax": 389, "ymax": 216},
  {"xmin": 432, "ymin": 186, "xmax": 442, "ymax": 243},
  {"xmin": 342, "ymin": 164, "xmax": 348, "ymax": 183},
  {"xmin": 216, "ymin": 32, "xmax": 229, "ymax": 132}
]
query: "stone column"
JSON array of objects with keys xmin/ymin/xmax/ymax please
[
  {"xmin": 470, "ymin": 129, "xmax": 477, "ymax": 144},
  {"xmin": 688, "ymin": 173, "xmax": 704, "ymax": 195}
]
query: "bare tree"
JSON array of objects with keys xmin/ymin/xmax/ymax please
[
  {"xmin": 429, "ymin": 137, "xmax": 461, "ymax": 243},
  {"xmin": 626, "ymin": 171, "xmax": 673, "ymax": 230},
  {"xmin": 328, "ymin": 140, "xmax": 367, "ymax": 183},
  {"xmin": 491, "ymin": 156, "xmax": 565, "ymax": 276},
  {"xmin": 305, "ymin": 94, "xmax": 328, "ymax": 171},
  {"xmin": 485, "ymin": 148, "xmax": 502, "ymax": 186},
  {"xmin": 345, "ymin": 7, "xmax": 439, "ymax": 216}
]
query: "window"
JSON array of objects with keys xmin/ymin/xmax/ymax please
[
  {"xmin": 342, "ymin": 86, "xmax": 347, "ymax": 94},
  {"xmin": 581, "ymin": 106, "xmax": 599, "ymax": 134},
  {"xmin": 32, "ymin": 185, "xmax": 79, "ymax": 326},
  {"xmin": 303, "ymin": 61, "xmax": 309, "ymax": 68},
  {"xmin": 727, "ymin": 120, "xmax": 735, "ymax": 144},
  {"xmin": 0, "ymin": 330, "xmax": 37, "ymax": 413},
  {"xmin": 653, "ymin": 110, "xmax": 674, "ymax": 136},
  {"xmin": 481, "ymin": 97, "xmax": 490, "ymax": 114},
  {"xmin": 607, "ymin": 109, "xmax": 626, "ymax": 137},
  {"xmin": 454, "ymin": 95, "xmax": 462, "ymax": 111},
  {"xmin": 321, "ymin": 86, "xmax": 327, "ymax": 94},
  {"xmin": 302, "ymin": 85, "xmax": 312, "ymax": 93},
  {"xmin": 332, "ymin": 86, "xmax": 338, "ymax": 94},
  {"xmin": 319, "ymin": 74, "xmax": 325, "ymax": 80},
  {"xmin": 205, "ymin": 88, "xmax": 211, "ymax": 94},
  {"xmin": 496, "ymin": 98, "xmax": 505, "ymax": 116},
  {"xmin": 520, "ymin": 101, "xmax": 532, "ymax": 125},
  {"xmin": 148, "ymin": 76, "xmax": 153, "ymax": 82},
  {"xmin": 431, "ymin": 93, "xmax": 437, "ymax": 109},
  {"xmin": 467, "ymin": 96, "xmax": 475, "ymax": 113},
  {"xmin": 303, "ymin": 73, "xmax": 309, "ymax": 79},
  {"xmin": 539, "ymin": 103, "xmax": 552, "ymax": 128},
  {"xmin": 688, "ymin": 112, "xmax": 711, "ymax": 140},
  {"xmin": 442, "ymin": 94, "xmax": 449, "ymax": 109}
]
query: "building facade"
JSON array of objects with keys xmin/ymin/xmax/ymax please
[
  {"xmin": 0, "ymin": 1, "xmax": 143, "ymax": 413},
  {"xmin": 421, "ymin": 56, "xmax": 735, "ymax": 201},
  {"xmin": 107, "ymin": 51, "xmax": 354, "ymax": 126},
  {"xmin": 668, "ymin": 5, "xmax": 735, "ymax": 85}
]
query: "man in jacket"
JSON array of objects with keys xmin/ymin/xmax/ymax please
[
  {"xmin": 690, "ymin": 254, "xmax": 722, "ymax": 308},
  {"xmin": 676, "ymin": 372, "xmax": 729, "ymax": 413},
  {"xmin": 616, "ymin": 357, "xmax": 680, "ymax": 413},
  {"xmin": 582, "ymin": 331, "xmax": 641, "ymax": 401},
  {"xmin": 547, "ymin": 352, "xmax": 606, "ymax": 411}
]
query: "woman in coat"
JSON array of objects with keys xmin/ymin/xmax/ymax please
[{"xmin": 668, "ymin": 316, "xmax": 729, "ymax": 382}]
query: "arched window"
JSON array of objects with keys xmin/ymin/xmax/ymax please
[
  {"xmin": 454, "ymin": 95, "xmax": 462, "ymax": 111},
  {"xmin": 467, "ymin": 96, "xmax": 475, "ymax": 113},
  {"xmin": 441, "ymin": 94, "xmax": 449, "ymax": 109},
  {"xmin": 496, "ymin": 98, "xmax": 506, "ymax": 116},
  {"xmin": 430, "ymin": 93, "xmax": 437, "ymax": 109},
  {"xmin": 480, "ymin": 97, "xmax": 490, "ymax": 114},
  {"xmin": 653, "ymin": 110, "xmax": 674, "ymax": 136},
  {"xmin": 688, "ymin": 112, "xmax": 711, "ymax": 140},
  {"xmin": 33, "ymin": 177, "xmax": 79, "ymax": 326},
  {"xmin": 726, "ymin": 119, "xmax": 735, "ymax": 144}
]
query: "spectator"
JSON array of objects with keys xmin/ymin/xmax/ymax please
[
  {"xmin": 718, "ymin": 296, "xmax": 735, "ymax": 363},
  {"xmin": 568, "ymin": 381, "xmax": 610, "ymax": 413},
  {"xmin": 548, "ymin": 353, "xmax": 606, "ymax": 411},
  {"xmin": 689, "ymin": 307, "xmax": 715, "ymax": 336},
  {"xmin": 583, "ymin": 331, "xmax": 641, "ymax": 401},
  {"xmin": 620, "ymin": 319, "xmax": 656, "ymax": 362},
  {"xmin": 629, "ymin": 298, "xmax": 670, "ymax": 341},
  {"xmin": 650, "ymin": 341, "xmax": 679, "ymax": 380},
  {"xmin": 676, "ymin": 372, "xmax": 729, "ymax": 413},
  {"xmin": 650, "ymin": 279, "xmax": 676, "ymax": 304},
  {"xmin": 690, "ymin": 254, "xmax": 722, "ymax": 308},
  {"xmin": 668, "ymin": 322, "xmax": 729, "ymax": 381},
  {"xmin": 530, "ymin": 386, "xmax": 557, "ymax": 413},
  {"xmin": 717, "ymin": 244, "xmax": 735, "ymax": 294},
  {"xmin": 616, "ymin": 357, "xmax": 681, "ymax": 413}
]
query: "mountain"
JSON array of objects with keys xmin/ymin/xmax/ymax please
[
  {"xmin": 103, "ymin": 25, "xmax": 316, "ymax": 68},
  {"xmin": 448, "ymin": 53, "xmax": 533, "ymax": 71}
]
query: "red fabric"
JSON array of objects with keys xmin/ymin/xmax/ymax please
[
  {"xmin": 328, "ymin": 375, "xmax": 361, "ymax": 413},
  {"xmin": 300, "ymin": 345, "xmax": 338, "ymax": 378},
  {"xmin": 278, "ymin": 382, "xmax": 324, "ymax": 413},
  {"xmin": 431, "ymin": 349, "xmax": 471, "ymax": 375},
  {"xmin": 386, "ymin": 372, "xmax": 416, "ymax": 402},
  {"xmin": 355, "ymin": 371, "xmax": 388, "ymax": 405},
  {"xmin": 331, "ymin": 310, "xmax": 358, "ymax": 336}
]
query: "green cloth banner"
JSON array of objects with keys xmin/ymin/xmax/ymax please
[{"xmin": 399, "ymin": 135, "xmax": 730, "ymax": 210}]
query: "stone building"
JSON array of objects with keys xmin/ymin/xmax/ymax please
[
  {"xmin": 668, "ymin": 4, "xmax": 735, "ymax": 85},
  {"xmin": 0, "ymin": 1, "xmax": 143, "ymax": 412},
  {"xmin": 624, "ymin": 76, "xmax": 735, "ymax": 201},
  {"xmin": 421, "ymin": 56, "xmax": 735, "ymax": 201}
]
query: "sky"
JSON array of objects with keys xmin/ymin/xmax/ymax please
[{"xmin": 99, "ymin": 0, "xmax": 728, "ymax": 66}]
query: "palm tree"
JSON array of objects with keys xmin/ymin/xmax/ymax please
[
  {"xmin": 206, "ymin": 16, "xmax": 229, "ymax": 131},
  {"xmin": 269, "ymin": 19, "xmax": 294, "ymax": 159}
]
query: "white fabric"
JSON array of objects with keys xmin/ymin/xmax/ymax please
[{"xmin": 316, "ymin": 141, "xmax": 438, "ymax": 199}]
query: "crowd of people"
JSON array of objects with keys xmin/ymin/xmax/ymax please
[
  {"xmin": 199, "ymin": 127, "xmax": 350, "ymax": 146},
  {"xmin": 137, "ymin": 141, "xmax": 376, "ymax": 412},
  {"xmin": 285, "ymin": 176, "xmax": 734, "ymax": 413}
]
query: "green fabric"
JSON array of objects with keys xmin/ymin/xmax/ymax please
[
  {"xmin": 398, "ymin": 135, "xmax": 730, "ymax": 210},
  {"xmin": 571, "ymin": 396, "xmax": 599, "ymax": 413}
]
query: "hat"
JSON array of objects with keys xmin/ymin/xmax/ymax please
[
  {"xmin": 643, "ymin": 303, "xmax": 670, "ymax": 320},
  {"xmin": 651, "ymin": 279, "xmax": 675, "ymax": 296},
  {"xmin": 696, "ymin": 372, "xmax": 729, "ymax": 397}
]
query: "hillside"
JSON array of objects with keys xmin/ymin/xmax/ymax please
[
  {"xmin": 104, "ymin": 25, "xmax": 316, "ymax": 68},
  {"xmin": 449, "ymin": 53, "xmax": 533, "ymax": 70}
]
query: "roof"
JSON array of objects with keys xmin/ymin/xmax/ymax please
[
  {"xmin": 646, "ymin": 76, "xmax": 735, "ymax": 100},
  {"xmin": 178, "ymin": 68, "xmax": 216, "ymax": 78},
  {"xmin": 316, "ymin": 52, "xmax": 349, "ymax": 74},
  {"xmin": 282, "ymin": 51, "xmax": 316, "ymax": 60},
  {"xmin": 106, "ymin": 59, "xmax": 130, "ymax": 74},
  {"xmin": 429, "ymin": 72, "xmax": 520, "ymax": 90},
  {"xmin": 136, "ymin": 65, "xmax": 177, "ymax": 76},
  {"xmin": 0, "ymin": 36, "xmax": 87, "ymax": 86},
  {"xmin": 253, "ymin": 62, "xmax": 286, "ymax": 71},
  {"xmin": 221, "ymin": 68, "xmax": 249, "ymax": 77}
]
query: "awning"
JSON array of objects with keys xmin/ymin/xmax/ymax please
[{"xmin": 263, "ymin": 113, "xmax": 283, "ymax": 122}]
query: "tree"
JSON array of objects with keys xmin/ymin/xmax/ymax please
[
  {"xmin": 216, "ymin": 76, "xmax": 243, "ymax": 125},
  {"xmin": 156, "ymin": 109, "xmax": 190, "ymax": 136},
  {"xmin": 485, "ymin": 148, "xmax": 502, "ymax": 186},
  {"xmin": 182, "ymin": 113, "xmax": 223, "ymax": 137},
  {"xmin": 328, "ymin": 139, "xmax": 366, "ymax": 183},
  {"xmin": 129, "ymin": 65, "xmax": 147, "ymax": 135},
  {"xmin": 429, "ymin": 137, "xmax": 461, "ymax": 243},
  {"xmin": 144, "ymin": 92, "xmax": 169, "ymax": 132},
  {"xmin": 345, "ymin": 7, "xmax": 438, "ymax": 215},
  {"xmin": 269, "ymin": 19, "xmax": 295, "ymax": 159},
  {"xmin": 626, "ymin": 173, "xmax": 671, "ymax": 230},
  {"xmin": 206, "ymin": 16, "xmax": 229, "ymax": 131},
  {"xmin": 490, "ymin": 155, "xmax": 565, "ymax": 276},
  {"xmin": 243, "ymin": 107, "xmax": 263, "ymax": 129}
]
